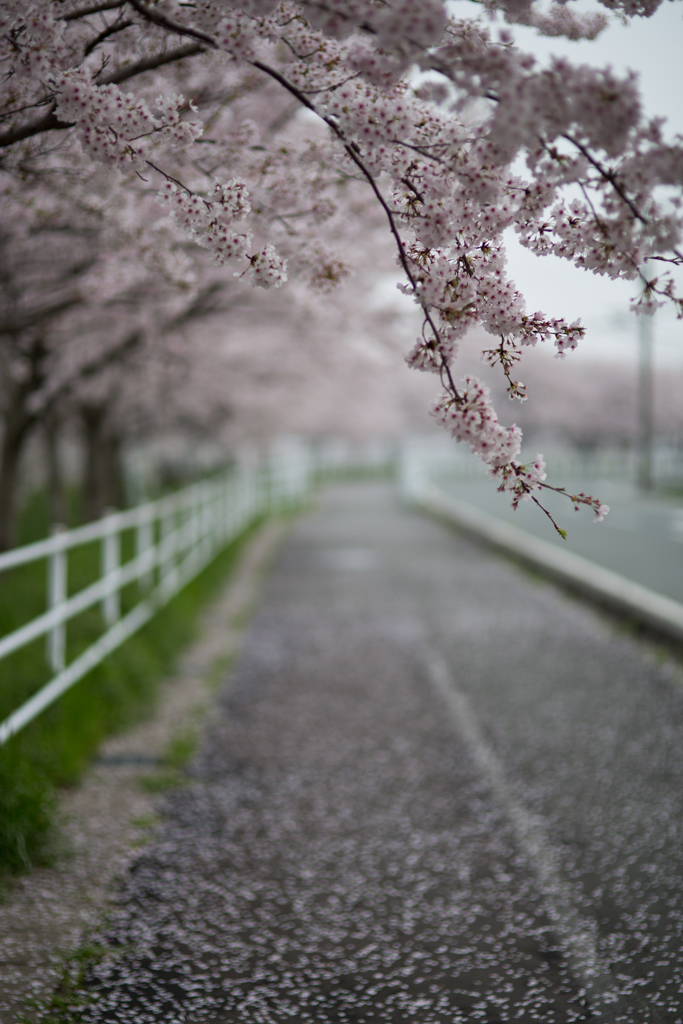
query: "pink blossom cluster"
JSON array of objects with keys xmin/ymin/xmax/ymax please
[
  {"xmin": 1, "ymin": 0, "xmax": 68, "ymax": 78},
  {"xmin": 244, "ymin": 243, "xmax": 289, "ymax": 288},
  {"xmin": 156, "ymin": 179, "xmax": 286, "ymax": 285},
  {"xmin": 490, "ymin": 455, "xmax": 548, "ymax": 508},
  {"xmin": 431, "ymin": 377, "xmax": 522, "ymax": 468},
  {"xmin": 518, "ymin": 313, "xmax": 586, "ymax": 356},
  {"xmin": 500, "ymin": 3, "xmax": 608, "ymax": 41},
  {"xmin": 53, "ymin": 73, "xmax": 203, "ymax": 170}
]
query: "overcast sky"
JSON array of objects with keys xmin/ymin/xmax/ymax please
[{"xmin": 475, "ymin": 0, "xmax": 683, "ymax": 367}]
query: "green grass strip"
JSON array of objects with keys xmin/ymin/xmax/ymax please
[{"xmin": 0, "ymin": 516, "xmax": 263, "ymax": 878}]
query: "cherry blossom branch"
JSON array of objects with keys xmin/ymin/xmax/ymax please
[
  {"xmin": 483, "ymin": 337, "xmax": 527, "ymax": 400},
  {"xmin": 0, "ymin": 107, "xmax": 65, "ymax": 148},
  {"xmin": 84, "ymin": 18, "xmax": 134, "ymax": 58},
  {"xmin": 538, "ymin": 481, "xmax": 609, "ymax": 522},
  {"xmin": 99, "ymin": 42, "xmax": 206, "ymax": 84},
  {"xmin": 243, "ymin": 57, "xmax": 462, "ymax": 397},
  {"xmin": 125, "ymin": 0, "xmax": 218, "ymax": 48},
  {"xmin": 39, "ymin": 329, "xmax": 143, "ymax": 414},
  {"xmin": 530, "ymin": 493, "xmax": 567, "ymax": 538},
  {"xmin": 0, "ymin": 294, "xmax": 82, "ymax": 335},
  {"xmin": 493, "ymin": 466, "xmax": 609, "ymax": 538},
  {"xmin": 0, "ymin": 43, "xmax": 204, "ymax": 149},
  {"xmin": 101, "ymin": 8, "xmax": 627, "ymax": 531},
  {"xmin": 144, "ymin": 159, "xmax": 195, "ymax": 196},
  {"xmin": 299, "ymin": 73, "xmax": 363, "ymax": 96},
  {"xmin": 562, "ymin": 132, "xmax": 647, "ymax": 226},
  {"xmin": 249, "ymin": 63, "xmax": 416, "ymax": 280},
  {"xmin": 63, "ymin": 1, "xmax": 126, "ymax": 22}
]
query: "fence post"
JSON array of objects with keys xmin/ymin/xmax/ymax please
[
  {"xmin": 210, "ymin": 479, "xmax": 219, "ymax": 552},
  {"xmin": 187, "ymin": 485, "xmax": 198, "ymax": 567},
  {"xmin": 200, "ymin": 479, "xmax": 210, "ymax": 561},
  {"xmin": 243, "ymin": 469, "xmax": 252, "ymax": 524},
  {"xmin": 265, "ymin": 456, "xmax": 277, "ymax": 514},
  {"xmin": 136, "ymin": 509, "xmax": 154, "ymax": 593},
  {"xmin": 187, "ymin": 485, "xmax": 198, "ymax": 571},
  {"xmin": 101, "ymin": 509, "xmax": 121, "ymax": 627},
  {"xmin": 256, "ymin": 460, "xmax": 267, "ymax": 515},
  {"xmin": 219, "ymin": 475, "xmax": 228, "ymax": 545},
  {"xmin": 206, "ymin": 481, "xmax": 214, "ymax": 555},
  {"xmin": 46, "ymin": 524, "xmax": 67, "ymax": 672},
  {"xmin": 226, "ymin": 474, "xmax": 234, "ymax": 541},
  {"xmin": 178, "ymin": 489, "xmax": 190, "ymax": 571},
  {"xmin": 160, "ymin": 498, "xmax": 178, "ymax": 594}
]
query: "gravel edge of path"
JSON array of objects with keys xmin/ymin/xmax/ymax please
[{"xmin": 0, "ymin": 517, "xmax": 290, "ymax": 1024}]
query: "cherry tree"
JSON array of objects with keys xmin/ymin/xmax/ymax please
[
  {"xmin": 3, "ymin": 0, "xmax": 683, "ymax": 533},
  {"xmin": 0, "ymin": 168, "xmax": 191, "ymax": 544},
  {"xmin": 89, "ymin": 222, "xmax": 433, "ymax": 499},
  {"xmin": 0, "ymin": 93, "xmax": 400, "ymax": 543},
  {"xmin": 0, "ymin": 226, "xmax": 254, "ymax": 539}
]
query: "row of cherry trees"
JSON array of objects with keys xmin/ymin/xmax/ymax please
[
  {"xmin": 0, "ymin": 196, "xmax": 426, "ymax": 545},
  {"xmin": 0, "ymin": 45, "xmax": 415, "ymax": 547},
  {"xmin": 2, "ymin": 0, "xmax": 683, "ymax": 544},
  {"xmin": 0, "ymin": 106, "xmax": 427, "ymax": 547}
]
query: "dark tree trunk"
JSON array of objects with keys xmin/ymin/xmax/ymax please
[
  {"xmin": 102, "ymin": 431, "xmax": 127, "ymax": 510},
  {"xmin": 0, "ymin": 339, "xmax": 47, "ymax": 550},
  {"xmin": 44, "ymin": 412, "xmax": 68, "ymax": 527},
  {"xmin": 0, "ymin": 424, "xmax": 26, "ymax": 552},
  {"xmin": 81, "ymin": 404, "xmax": 127, "ymax": 521},
  {"xmin": 0, "ymin": 382, "xmax": 38, "ymax": 551},
  {"xmin": 81, "ymin": 404, "xmax": 107, "ymax": 522}
]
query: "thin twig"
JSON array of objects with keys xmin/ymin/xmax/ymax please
[
  {"xmin": 530, "ymin": 493, "xmax": 566, "ymax": 538},
  {"xmin": 126, "ymin": 0, "xmax": 217, "ymax": 48}
]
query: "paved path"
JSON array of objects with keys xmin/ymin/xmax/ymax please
[
  {"xmin": 438, "ymin": 477, "xmax": 683, "ymax": 605},
  {"xmin": 75, "ymin": 484, "xmax": 683, "ymax": 1023}
]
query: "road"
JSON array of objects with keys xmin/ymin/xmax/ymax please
[
  {"xmin": 436, "ymin": 476, "xmax": 683, "ymax": 604},
  {"xmin": 73, "ymin": 483, "xmax": 683, "ymax": 1023}
]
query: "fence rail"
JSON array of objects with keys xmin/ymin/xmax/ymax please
[{"xmin": 0, "ymin": 446, "xmax": 311, "ymax": 746}]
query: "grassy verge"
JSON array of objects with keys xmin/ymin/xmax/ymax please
[
  {"xmin": 0, "ymin": 515, "xmax": 264, "ymax": 880},
  {"xmin": 15, "ymin": 942, "xmax": 112, "ymax": 1024}
]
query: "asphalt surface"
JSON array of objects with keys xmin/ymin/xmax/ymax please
[
  {"xmin": 436, "ymin": 477, "xmax": 683, "ymax": 604},
  {"xmin": 75, "ymin": 483, "xmax": 683, "ymax": 1023}
]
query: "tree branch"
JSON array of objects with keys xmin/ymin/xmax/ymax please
[
  {"xmin": 166, "ymin": 282, "xmax": 249, "ymax": 328},
  {"xmin": 84, "ymin": 18, "xmax": 134, "ymax": 58},
  {"xmin": 42, "ymin": 329, "xmax": 143, "ymax": 412},
  {"xmin": 0, "ymin": 108, "xmax": 67, "ymax": 149},
  {"xmin": 0, "ymin": 294, "xmax": 82, "ymax": 336},
  {"xmin": 64, "ymin": 0, "xmax": 127, "ymax": 22},
  {"xmin": 0, "ymin": 43, "xmax": 204, "ymax": 150},
  {"xmin": 100, "ymin": 41, "xmax": 204, "ymax": 84},
  {"xmin": 562, "ymin": 133, "xmax": 647, "ymax": 226},
  {"xmin": 248, "ymin": 56, "xmax": 462, "ymax": 399},
  {"xmin": 125, "ymin": 0, "xmax": 218, "ymax": 48}
]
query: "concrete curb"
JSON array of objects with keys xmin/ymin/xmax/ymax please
[{"xmin": 420, "ymin": 484, "xmax": 683, "ymax": 646}]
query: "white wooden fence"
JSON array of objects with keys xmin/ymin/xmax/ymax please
[{"xmin": 0, "ymin": 446, "xmax": 311, "ymax": 746}]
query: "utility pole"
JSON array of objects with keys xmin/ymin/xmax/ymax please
[{"xmin": 637, "ymin": 309, "xmax": 654, "ymax": 492}]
